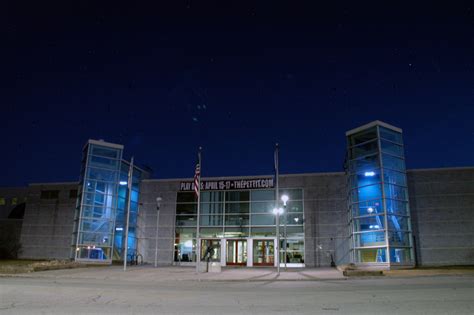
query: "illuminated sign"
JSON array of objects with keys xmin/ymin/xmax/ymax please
[{"xmin": 179, "ymin": 178, "xmax": 274, "ymax": 191}]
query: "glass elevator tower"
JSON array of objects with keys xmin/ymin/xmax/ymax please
[
  {"xmin": 346, "ymin": 121, "xmax": 415, "ymax": 268},
  {"xmin": 72, "ymin": 139, "xmax": 147, "ymax": 263}
]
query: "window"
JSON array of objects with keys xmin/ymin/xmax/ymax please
[
  {"xmin": 279, "ymin": 189, "xmax": 303, "ymax": 201},
  {"xmin": 200, "ymin": 191, "xmax": 224, "ymax": 203},
  {"xmin": 176, "ymin": 203, "xmax": 197, "ymax": 215},
  {"xmin": 349, "ymin": 127, "xmax": 378, "ymax": 146},
  {"xmin": 225, "ymin": 191, "xmax": 250, "ymax": 202},
  {"xmin": 251, "ymin": 190, "xmax": 275, "ymax": 201},
  {"xmin": 379, "ymin": 127, "xmax": 403, "ymax": 144},
  {"xmin": 90, "ymin": 146, "xmax": 120, "ymax": 159},
  {"xmin": 176, "ymin": 192, "xmax": 197, "ymax": 203},
  {"xmin": 200, "ymin": 215, "xmax": 223, "ymax": 226},
  {"xmin": 11, "ymin": 197, "xmax": 18, "ymax": 205},
  {"xmin": 40, "ymin": 190, "xmax": 59, "ymax": 199},
  {"xmin": 0, "ymin": 198, "xmax": 5, "ymax": 205},
  {"xmin": 350, "ymin": 139, "xmax": 379, "ymax": 159}
]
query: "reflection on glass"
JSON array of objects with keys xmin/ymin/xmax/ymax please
[
  {"xmin": 253, "ymin": 240, "xmax": 274, "ymax": 265},
  {"xmin": 251, "ymin": 190, "xmax": 275, "ymax": 201},
  {"xmin": 390, "ymin": 248, "xmax": 411, "ymax": 263},
  {"xmin": 355, "ymin": 232, "xmax": 386, "ymax": 247},
  {"xmin": 225, "ymin": 215, "xmax": 249, "ymax": 226},
  {"xmin": 251, "ymin": 214, "xmax": 275, "ymax": 225},
  {"xmin": 226, "ymin": 240, "xmax": 247, "ymax": 265},
  {"xmin": 200, "ymin": 215, "xmax": 223, "ymax": 226},
  {"xmin": 379, "ymin": 127, "xmax": 403, "ymax": 144},
  {"xmin": 176, "ymin": 215, "xmax": 197, "ymax": 227},
  {"xmin": 357, "ymin": 248, "xmax": 387, "ymax": 262},
  {"xmin": 353, "ymin": 216, "xmax": 385, "ymax": 231},
  {"xmin": 250, "ymin": 201, "xmax": 275, "ymax": 213}
]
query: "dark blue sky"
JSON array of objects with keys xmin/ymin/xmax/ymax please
[{"xmin": 1, "ymin": 2, "xmax": 473, "ymax": 186}]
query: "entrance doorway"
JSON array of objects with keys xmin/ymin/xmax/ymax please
[
  {"xmin": 253, "ymin": 239, "xmax": 275, "ymax": 266},
  {"xmin": 226, "ymin": 240, "xmax": 247, "ymax": 265}
]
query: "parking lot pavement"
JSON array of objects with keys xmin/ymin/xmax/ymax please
[{"xmin": 1, "ymin": 271, "xmax": 473, "ymax": 314}]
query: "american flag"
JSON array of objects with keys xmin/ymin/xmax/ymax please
[{"xmin": 194, "ymin": 161, "xmax": 200, "ymax": 199}]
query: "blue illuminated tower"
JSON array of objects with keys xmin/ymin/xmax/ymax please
[
  {"xmin": 72, "ymin": 140, "xmax": 147, "ymax": 263},
  {"xmin": 346, "ymin": 121, "xmax": 415, "ymax": 269}
]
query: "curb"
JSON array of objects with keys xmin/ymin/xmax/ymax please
[{"xmin": 191, "ymin": 278, "xmax": 348, "ymax": 282}]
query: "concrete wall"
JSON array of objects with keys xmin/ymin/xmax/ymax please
[
  {"xmin": 281, "ymin": 173, "xmax": 349, "ymax": 267},
  {"xmin": 0, "ymin": 187, "xmax": 29, "ymax": 258},
  {"xmin": 408, "ymin": 167, "xmax": 474, "ymax": 266},
  {"xmin": 19, "ymin": 183, "xmax": 78, "ymax": 260},
  {"xmin": 0, "ymin": 187, "xmax": 28, "ymax": 219},
  {"xmin": 137, "ymin": 179, "xmax": 179, "ymax": 264}
]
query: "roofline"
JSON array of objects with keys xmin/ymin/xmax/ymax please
[
  {"xmin": 83, "ymin": 139, "xmax": 124, "ymax": 151},
  {"xmin": 12, "ymin": 167, "xmax": 473, "ymax": 188},
  {"xmin": 407, "ymin": 166, "xmax": 474, "ymax": 172},
  {"xmin": 346, "ymin": 120, "xmax": 402, "ymax": 136},
  {"xmin": 29, "ymin": 182, "xmax": 79, "ymax": 186},
  {"xmin": 142, "ymin": 166, "xmax": 473, "ymax": 183},
  {"xmin": 142, "ymin": 171, "xmax": 346, "ymax": 182}
]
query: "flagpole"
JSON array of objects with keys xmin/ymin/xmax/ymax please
[
  {"xmin": 195, "ymin": 147, "xmax": 202, "ymax": 273},
  {"xmin": 123, "ymin": 156, "xmax": 134, "ymax": 272},
  {"xmin": 275, "ymin": 143, "xmax": 280, "ymax": 276}
]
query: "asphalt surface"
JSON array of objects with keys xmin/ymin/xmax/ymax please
[{"xmin": 1, "ymin": 272, "xmax": 473, "ymax": 314}]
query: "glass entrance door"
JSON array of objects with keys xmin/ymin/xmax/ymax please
[
  {"xmin": 226, "ymin": 240, "xmax": 247, "ymax": 265},
  {"xmin": 253, "ymin": 239, "xmax": 275, "ymax": 266}
]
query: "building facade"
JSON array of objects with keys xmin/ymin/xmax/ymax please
[{"xmin": 1, "ymin": 121, "xmax": 472, "ymax": 269}]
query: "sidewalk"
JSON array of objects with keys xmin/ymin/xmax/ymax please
[
  {"xmin": 0, "ymin": 265, "xmax": 347, "ymax": 282},
  {"xmin": 2, "ymin": 265, "xmax": 473, "ymax": 282},
  {"xmin": 384, "ymin": 267, "xmax": 474, "ymax": 278}
]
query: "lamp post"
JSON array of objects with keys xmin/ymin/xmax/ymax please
[
  {"xmin": 154, "ymin": 197, "xmax": 162, "ymax": 268},
  {"xmin": 281, "ymin": 194, "xmax": 289, "ymax": 270},
  {"xmin": 272, "ymin": 206, "xmax": 283, "ymax": 275}
]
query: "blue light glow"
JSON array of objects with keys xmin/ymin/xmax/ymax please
[{"xmin": 364, "ymin": 171, "xmax": 376, "ymax": 177}]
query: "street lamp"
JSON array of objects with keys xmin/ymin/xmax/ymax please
[
  {"xmin": 154, "ymin": 197, "xmax": 162, "ymax": 268},
  {"xmin": 273, "ymin": 207, "xmax": 284, "ymax": 275},
  {"xmin": 281, "ymin": 194, "xmax": 289, "ymax": 269}
]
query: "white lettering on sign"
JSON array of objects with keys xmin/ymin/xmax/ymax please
[{"xmin": 179, "ymin": 178, "xmax": 274, "ymax": 191}]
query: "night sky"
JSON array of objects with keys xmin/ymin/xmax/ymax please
[{"xmin": 1, "ymin": 2, "xmax": 473, "ymax": 187}]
